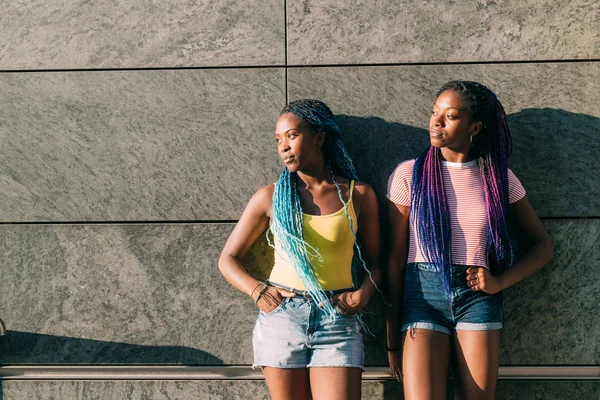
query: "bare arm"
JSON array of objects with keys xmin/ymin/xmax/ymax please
[
  {"xmin": 386, "ymin": 200, "xmax": 409, "ymax": 346},
  {"xmin": 218, "ymin": 185, "xmax": 273, "ymax": 297},
  {"xmin": 499, "ymin": 195, "xmax": 554, "ymax": 289},
  {"xmin": 386, "ymin": 200, "xmax": 410, "ymax": 381},
  {"xmin": 354, "ymin": 182, "xmax": 382, "ymax": 302},
  {"xmin": 467, "ymin": 195, "xmax": 554, "ymax": 293}
]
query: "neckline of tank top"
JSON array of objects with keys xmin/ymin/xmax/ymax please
[
  {"xmin": 302, "ymin": 196, "xmax": 354, "ymax": 218},
  {"xmin": 441, "ymin": 159, "xmax": 478, "ymax": 168}
]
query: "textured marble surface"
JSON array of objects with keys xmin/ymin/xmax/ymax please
[
  {"xmin": 0, "ymin": 0, "xmax": 284, "ymax": 69},
  {"xmin": 1, "ymin": 64, "xmax": 597, "ymax": 222},
  {"xmin": 1, "ymin": 380, "xmax": 598, "ymax": 399},
  {"xmin": 501, "ymin": 219, "xmax": 600, "ymax": 365},
  {"xmin": 0, "ymin": 220, "xmax": 597, "ymax": 365},
  {"xmin": 0, "ymin": 224, "xmax": 273, "ymax": 364},
  {"xmin": 0, "ymin": 381, "xmax": 271, "ymax": 400},
  {"xmin": 288, "ymin": 63, "xmax": 600, "ymax": 218},
  {"xmin": 363, "ymin": 380, "xmax": 600, "ymax": 400},
  {"xmin": 287, "ymin": 0, "xmax": 600, "ymax": 65},
  {"xmin": 0, "ymin": 69, "xmax": 284, "ymax": 222}
]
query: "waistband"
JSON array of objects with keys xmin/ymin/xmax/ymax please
[
  {"xmin": 408, "ymin": 262, "xmax": 488, "ymax": 271},
  {"xmin": 266, "ymin": 280, "xmax": 353, "ymax": 299}
]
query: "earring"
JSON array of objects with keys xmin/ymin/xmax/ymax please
[{"xmin": 470, "ymin": 135, "xmax": 473, "ymax": 144}]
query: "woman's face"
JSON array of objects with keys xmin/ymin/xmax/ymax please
[
  {"xmin": 429, "ymin": 90, "xmax": 481, "ymax": 151},
  {"xmin": 274, "ymin": 112, "xmax": 324, "ymax": 173}
]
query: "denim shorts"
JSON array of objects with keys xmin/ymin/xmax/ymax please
[
  {"xmin": 402, "ymin": 263, "xmax": 503, "ymax": 335},
  {"xmin": 252, "ymin": 292, "xmax": 364, "ymax": 370}
]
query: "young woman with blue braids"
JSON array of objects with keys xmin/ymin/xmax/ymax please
[
  {"xmin": 386, "ymin": 81, "xmax": 554, "ymax": 399},
  {"xmin": 219, "ymin": 99, "xmax": 381, "ymax": 400}
]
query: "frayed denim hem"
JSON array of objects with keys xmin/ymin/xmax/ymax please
[
  {"xmin": 402, "ymin": 321, "xmax": 452, "ymax": 336},
  {"xmin": 252, "ymin": 363, "xmax": 310, "ymax": 370},
  {"xmin": 455, "ymin": 322, "xmax": 503, "ymax": 331},
  {"xmin": 253, "ymin": 363, "xmax": 365, "ymax": 372}
]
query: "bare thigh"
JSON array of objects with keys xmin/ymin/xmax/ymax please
[
  {"xmin": 402, "ymin": 329, "xmax": 451, "ymax": 400},
  {"xmin": 309, "ymin": 367, "xmax": 362, "ymax": 400},
  {"xmin": 453, "ymin": 330, "xmax": 501, "ymax": 400},
  {"xmin": 262, "ymin": 367, "xmax": 311, "ymax": 400}
]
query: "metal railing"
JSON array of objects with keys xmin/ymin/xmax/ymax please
[{"xmin": 0, "ymin": 365, "xmax": 598, "ymax": 381}]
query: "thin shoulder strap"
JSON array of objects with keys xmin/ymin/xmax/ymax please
[{"xmin": 349, "ymin": 180, "xmax": 355, "ymax": 203}]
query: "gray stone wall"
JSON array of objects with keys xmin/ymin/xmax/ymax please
[{"xmin": 1, "ymin": 1, "xmax": 598, "ymax": 398}]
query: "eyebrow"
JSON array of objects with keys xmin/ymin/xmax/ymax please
[
  {"xmin": 274, "ymin": 128, "xmax": 299, "ymax": 136},
  {"xmin": 433, "ymin": 103, "xmax": 463, "ymax": 112}
]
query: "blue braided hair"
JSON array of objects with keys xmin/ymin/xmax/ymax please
[{"xmin": 267, "ymin": 99, "xmax": 379, "ymax": 321}]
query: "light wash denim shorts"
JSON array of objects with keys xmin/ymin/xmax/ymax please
[
  {"xmin": 402, "ymin": 263, "xmax": 503, "ymax": 335},
  {"xmin": 252, "ymin": 291, "xmax": 364, "ymax": 371}
]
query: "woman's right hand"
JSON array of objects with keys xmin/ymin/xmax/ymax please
[
  {"xmin": 255, "ymin": 286, "xmax": 296, "ymax": 313},
  {"xmin": 388, "ymin": 349, "xmax": 403, "ymax": 382}
]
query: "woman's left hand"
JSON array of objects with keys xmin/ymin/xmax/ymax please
[
  {"xmin": 330, "ymin": 290, "xmax": 366, "ymax": 316},
  {"xmin": 466, "ymin": 267, "xmax": 503, "ymax": 294}
]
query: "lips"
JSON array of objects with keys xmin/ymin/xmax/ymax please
[
  {"xmin": 283, "ymin": 155, "xmax": 295, "ymax": 164},
  {"xmin": 430, "ymin": 129, "xmax": 443, "ymax": 138}
]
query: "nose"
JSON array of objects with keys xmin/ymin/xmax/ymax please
[
  {"xmin": 279, "ymin": 138, "xmax": 290, "ymax": 153},
  {"xmin": 431, "ymin": 113, "xmax": 444, "ymax": 127}
]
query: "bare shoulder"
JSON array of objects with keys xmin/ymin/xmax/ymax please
[
  {"xmin": 353, "ymin": 181, "xmax": 378, "ymax": 216},
  {"xmin": 246, "ymin": 183, "xmax": 274, "ymax": 217},
  {"xmin": 353, "ymin": 181, "xmax": 377, "ymax": 198},
  {"xmin": 254, "ymin": 183, "xmax": 275, "ymax": 199}
]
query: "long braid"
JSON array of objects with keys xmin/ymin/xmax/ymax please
[
  {"xmin": 411, "ymin": 146, "xmax": 453, "ymax": 294},
  {"xmin": 477, "ymin": 94, "xmax": 513, "ymax": 273},
  {"xmin": 411, "ymin": 81, "xmax": 514, "ymax": 295},
  {"xmin": 267, "ymin": 99, "xmax": 381, "ymax": 322},
  {"xmin": 268, "ymin": 168, "xmax": 329, "ymax": 310}
]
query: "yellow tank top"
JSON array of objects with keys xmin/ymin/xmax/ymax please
[{"xmin": 268, "ymin": 180, "xmax": 357, "ymax": 290}]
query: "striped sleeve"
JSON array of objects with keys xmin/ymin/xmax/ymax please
[
  {"xmin": 387, "ymin": 159, "xmax": 414, "ymax": 206},
  {"xmin": 507, "ymin": 168, "xmax": 526, "ymax": 204}
]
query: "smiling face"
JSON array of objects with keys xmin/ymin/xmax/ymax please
[
  {"xmin": 274, "ymin": 112, "xmax": 325, "ymax": 173},
  {"xmin": 429, "ymin": 90, "xmax": 482, "ymax": 153}
]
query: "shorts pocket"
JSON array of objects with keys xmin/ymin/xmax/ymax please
[
  {"xmin": 259, "ymin": 296, "xmax": 290, "ymax": 316},
  {"xmin": 335, "ymin": 307, "xmax": 357, "ymax": 319}
]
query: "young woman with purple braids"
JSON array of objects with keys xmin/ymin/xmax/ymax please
[{"xmin": 386, "ymin": 81, "xmax": 553, "ymax": 399}]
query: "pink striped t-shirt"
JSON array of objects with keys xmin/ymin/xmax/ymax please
[{"xmin": 386, "ymin": 159, "xmax": 526, "ymax": 268}]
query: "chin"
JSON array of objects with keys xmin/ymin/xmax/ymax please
[{"xmin": 429, "ymin": 139, "xmax": 444, "ymax": 148}]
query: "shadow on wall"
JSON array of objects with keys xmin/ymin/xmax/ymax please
[
  {"xmin": 337, "ymin": 108, "xmax": 600, "ymax": 218},
  {"xmin": 335, "ymin": 113, "xmax": 427, "ymax": 215},
  {"xmin": 0, "ymin": 334, "xmax": 222, "ymax": 400},
  {"xmin": 0, "ymin": 332, "xmax": 222, "ymax": 364}
]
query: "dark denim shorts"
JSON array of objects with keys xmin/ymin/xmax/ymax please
[{"xmin": 402, "ymin": 263, "xmax": 503, "ymax": 335}]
